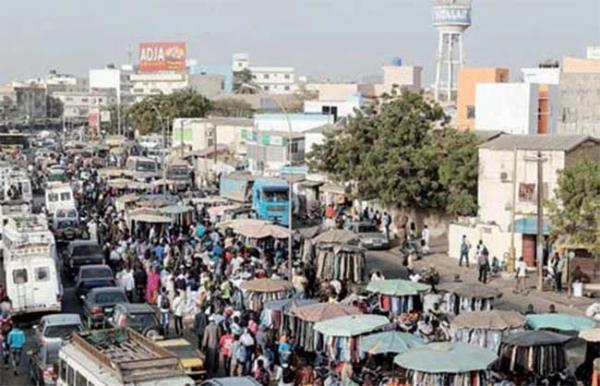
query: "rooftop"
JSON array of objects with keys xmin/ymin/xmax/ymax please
[{"xmin": 479, "ymin": 134, "xmax": 599, "ymax": 152}]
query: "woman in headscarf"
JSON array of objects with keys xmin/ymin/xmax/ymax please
[{"xmin": 146, "ymin": 266, "xmax": 161, "ymax": 304}]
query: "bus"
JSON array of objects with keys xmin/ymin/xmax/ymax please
[{"xmin": 0, "ymin": 133, "xmax": 30, "ymax": 153}]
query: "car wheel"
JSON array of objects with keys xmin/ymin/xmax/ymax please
[{"xmin": 145, "ymin": 329, "xmax": 159, "ymax": 340}]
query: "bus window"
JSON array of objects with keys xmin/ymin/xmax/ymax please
[
  {"xmin": 67, "ymin": 365, "xmax": 74, "ymax": 386},
  {"xmin": 48, "ymin": 193, "xmax": 59, "ymax": 202},
  {"xmin": 35, "ymin": 267, "xmax": 50, "ymax": 282},
  {"xmin": 13, "ymin": 269, "xmax": 27, "ymax": 284},
  {"xmin": 76, "ymin": 371, "xmax": 86, "ymax": 386},
  {"xmin": 59, "ymin": 359, "xmax": 67, "ymax": 382},
  {"xmin": 60, "ymin": 192, "xmax": 71, "ymax": 201}
]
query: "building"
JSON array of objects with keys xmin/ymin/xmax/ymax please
[
  {"xmin": 456, "ymin": 67, "xmax": 509, "ymax": 130},
  {"xmin": 588, "ymin": 46, "xmax": 600, "ymax": 60},
  {"xmin": 89, "ymin": 66, "xmax": 133, "ymax": 104},
  {"xmin": 254, "ymin": 113, "xmax": 334, "ymax": 133},
  {"xmin": 129, "ymin": 72, "xmax": 189, "ymax": 102},
  {"xmin": 558, "ymin": 56, "xmax": 600, "ymax": 138},
  {"xmin": 0, "ymin": 82, "xmax": 47, "ymax": 121},
  {"xmin": 475, "ymin": 83, "xmax": 559, "ymax": 135},
  {"xmin": 359, "ymin": 61, "xmax": 423, "ymax": 99},
  {"xmin": 188, "ymin": 64, "xmax": 233, "ymax": 96},
  {"xmin": 243, "ymin": 130, "xmax": 305, "ymax": 173},
  {"xmin": 449, "ymin": 134, "xmax": 600, "ymax": 268},
  {"xmin": 521, "ymin": 67, "xmax": 560, "ymax": 85},
  {"xmin": 306, "ymin": 83, "xmax": 360, "ymax": 101},
  {"xmin": 232, "ymin": 53, "xmax": 297, "ymax": 95},
  {"xmin": 303, "ymin": 94, "xmax": 362, "ymax": 122},
  {"xmin": 171, "ymin": 117, "xmax": 253, "ymax": 153},
  {"xmin": 53, "ymin": 90, "xmax": 117, "ymax": 121}
]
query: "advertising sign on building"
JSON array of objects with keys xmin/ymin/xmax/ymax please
[
  {"xmin": 88, "ymin": 109, "xmax": 100, "ymax": 136},
  {"xmin": 138, "ymin": 42, "xmax": 186, "ymax": 72},
  {"xmin": 100, "ymin": 110, "xmax": 111, "ymax": 123}
]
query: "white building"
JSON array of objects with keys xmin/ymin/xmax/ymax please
[
  {"xmin": 448, "ymin": 135, "xmax": 600, "ymax": 268},
  {"xmin": 254, "ymin": 113, "xmax": 334, "ymax": 133},
  {"xmin": 303, "ymin": 94, "xmax": 362, "ymax": 122},
  {"xmin": 521, "ymin": 68, "xmax": 560, "ymax": 85},
  {"xmin": 232, "ymin": 53, "xmax": 297, "ymax": 94},
  {"xmin": 171, "ymin": 117, "xmax": 253, "ymax": 153},
  {"xmin": 129, "ymin": 72, "xmax": 189, "ymax": 102},
  {"xmin": 587, "ymin": 46, "xmax": 600, "ymax": 60},
  {"xmin": 53, "ymin": 90, "xmax": 117, "ymax": 120}
]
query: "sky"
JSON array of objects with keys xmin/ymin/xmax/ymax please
[{"xmin": 2, "ymin": 0, "xmax": 599, "ymax": 85}]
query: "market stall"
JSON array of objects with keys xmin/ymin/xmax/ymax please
[
  {"xmin": 159, "ymin": 204, "xmax": 194, "ymax": 226},
  {"xmin": 304, "ymin": 228, "xmax": 359, "ymax": 262},
  {"xmin": 314, "ymin": 314, "xmax": 390, "ymax": 362},
  {"xmin": 287, "ymin": 303, "xmax": 362, "ymax": 353},
  {"xmin": 218, "ymin": 219, "xmax": 290, "ymax": 248},
  {"xmin": 438, "ymin": 282, "xmax": 501, "ymax": 315},
  {"xmin": 450, "ymin": 310, "xmax": 525, "ymax": 352},
  {"xmin": 239, "ymin": 278, "xmax": 294, "ymax": 311},
  {"xmin": 526, "ymin": 313, "xmax": 596, "ymax": 332},
  {"xmin": 497, "ymin": 330, "xmax": 572, "ymax": 379},
  {"xmin": 393, "ymin": 342, "xmax": 498, "ymax": 386},
  {"xmin": 315, "ymin": 244, "xmax": 366, "ymax": 283},
  {"xmin": 366, "ymin": 279, "xmax": 430, "ymax": 315},
  {"xmin": 359, "ymin": 331, "xmax": 424, "ymax": 355},
  {"xmin": 260, "ymin": 297, "xmax": 318, "ymax": 330},
  {"xmin": 577, "ymin": 329, "xmax": 600, "ymax": 385}
]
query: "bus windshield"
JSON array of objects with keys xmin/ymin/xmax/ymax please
[
  {"xmin": 136, "ymin": 161, "xmax": 157, "ymax": 172},
  {"xmin": 262, "ymin": 189, "xmax": 288, "ymax": 202}
]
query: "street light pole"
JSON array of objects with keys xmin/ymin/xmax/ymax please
[
  {"xmin": 525, "ymin": 151, "xmax": 548, "ymax": 291},
  {"xmin": 149, "ymin": 103, "xmax": 167, "ymax": 180}
]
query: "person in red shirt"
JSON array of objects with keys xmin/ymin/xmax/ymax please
[
  {"xmin": 325, "ymin": 204, "xmax": 336, "ymax": 219},
  {"xmin": 219, "ymin": 330, "xmax": 235, "ymax": 375}
]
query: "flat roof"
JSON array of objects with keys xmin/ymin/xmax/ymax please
[{"xmin": 479, "ymin": 134, "xmax": 599, "ymax": 152}]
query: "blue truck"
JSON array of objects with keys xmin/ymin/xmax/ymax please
[{"xmin": 219, "ymin": 173, "xmax": 290, "ymax": 226}]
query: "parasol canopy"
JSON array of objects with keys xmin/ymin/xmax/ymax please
[
  {"xmin": 579, "ymin": 329, "xmax": 600, "ymax": 342},
  {"xmin": 239, "ymin": 278, "xmax": 293, "ymax": 293},
  {"xmin": 128, "ymin": 213, "xmax": 173, "ymax": 224},
  {"xmin": 438, "ymin": 282, "xmax": 502, "ymax": 299},
  {"xmin": 290, "ymin": 303, "xmax": 362, "ymax": 323},
  {"xmin": 263, "ymin": 298, "xmax": 318, "ymax": 313},
  {"xmin": 501, "ymin": 330, "xmax": 572, "ymax": 347},
  {"xmin": 219, "ymin": 219, "xmax": 290, "ymax": 239},
  {"xmin": 312, "ymin": 229, "xmax": 360, "ymax": 245},
  {"xmin": 451, "ymin": 310, "xmax": 526, "ymax": 331},
  {"xmin": 526, "ymin": 313, "xmax": 596, "ymax": 332},
  {"xmin": 360, "ymin": 331, "xmax": 424, "ymax": 355},
  {"xmin": 159, "ymin": 204, "xmax": 194, "ymax": 215},
  {"xmin": 394, "ymin": 342, "xmax": 497, "ymax": 373},
  {"xmin": 366, "ymin": 279, "xmax": 430, "ymax": 297},
  {"xmin": 314, "ymin": 314, "xmax": 389, "ymax": 337}
]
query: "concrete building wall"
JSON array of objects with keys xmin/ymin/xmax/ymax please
[
  {"xmin": 189, "ymin": 64, "xmax": 233, "ymax": 94},
  {"xmin": 558, "ymin": 73, "xmax": 600, "ymax": 138},
  {"xmin": 475, "ymin": 83, "xmax": 538, "ymax": 134},
  {"xmin": 306, "ymin": 83, "xmax": 359, "ymax": 101},
  {"xmin": 254, "ymin": 113, "xmax": 334, "ymax": 133},
  {"xmin": 303, "ymin": 95, "xmax": 361, "ymax": 121},
  {"xmin": 250, "ymin": 66, "xmax": 297, "ymax": 95},
  {"xmin": 54, "ymin": 91, "xmax": 117, "ymax": 120},
  {"xmin": 449, "ymin": 222, "xmax": 522, "ymax": 265},
  {"xmin": 521, "ymin": 68, "xmax": 560, "ymax": 85},
  {"xmin": 188, "ymin": 74, "xmax": 226, "ymax": 99},
  {"xmin": 456, "ymin": 68, "xmax": 509, "ymax": 131},
  {"xmin": 563, "ymin": 56, "xmax": 600, "ymax": 74},
  {"xmin": 130, "ymin": 73, "xmax": 189, "ymax": 102}
]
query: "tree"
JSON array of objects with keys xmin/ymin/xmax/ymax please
[
  {"xmin": 307, "ymin": 89, "xmax": 479, "ymax": 217},
  {"xmin": 46, "ymin": 96, "xmax": 64, "ymax": 119},
  {"xmin": 233, "ymin": 69, "xmax": 255, "ymax": 94},
  {"xmin": 126, "ymin": 89, "xmax": 212, "ymax": 135},
  {"xmin": 211, "ymin": 98, "xmax": 254, "ymax": 118},
  {"xmin": 547, "ymin": 158, "xmax": 600, "ymax": 258}
]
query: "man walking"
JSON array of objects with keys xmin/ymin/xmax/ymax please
[
  {"xmin": 194, "ymin": 310, "xmax": 208, "ymax": 350},
  {"xmin": 477, "ymin": 247, "xmax": 490, "ymax": 284},
  {"xmin": 202, "ymin": 316, "xmax": 221, "ymax": 376},
  {"xmin": 515, "ymin": 256, "xmax": 528, "ymax": 294},
  {"xmin": 7, "ymin": 324, "xmax": 25, "ymax": 375},
  {"xmin": 553, "ymin": 252, "xmax": 566, "ymax": 292},
  {"xmin": 459, "ymin": 235, "xmax": 471, "ymax": 267},
  {"xmin": 383, "ymin": 211, "xmax": 392, "ymax": 239}
]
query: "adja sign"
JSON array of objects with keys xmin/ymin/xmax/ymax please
[{"xmin": 138, "ymin": 42, "xmax": 186, "ymax": 72}]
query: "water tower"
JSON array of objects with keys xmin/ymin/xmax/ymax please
[{"xmin": 433, "ymin": 0, "xmax": 472, "ymax": 103}]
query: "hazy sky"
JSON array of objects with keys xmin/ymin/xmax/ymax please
[{"xmin": 2, "ymin": 0, "xmax": 599, "ymax": 84}]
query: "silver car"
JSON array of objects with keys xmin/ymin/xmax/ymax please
[{"xmin": 346, "ymin": 221, "xmax": 389, "ymax": 249}]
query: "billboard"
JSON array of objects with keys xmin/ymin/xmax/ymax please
[
  {"xmin": 433, "ymin": 5, "xmax": 471, "ymax": 27},
  {"xmin": 138, "ymin": 42, "xmax": 186, "ymax": 72},
  {"xmin": 88, "ymin": 109, "xmax": 100, "ymax": 136}
]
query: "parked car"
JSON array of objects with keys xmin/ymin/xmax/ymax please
[
  {"xmin": 109, "ymin": 303, "xmax": 160, "ymax": 339},
  {"xmin": 28, "ymin": 339, "xmax": 61, "ymax": 386},
  {"xmin": 64, "ymin": 240, "xmax": 104, "ymax": 277},
  {"xmin": 75, "ymin": 265, "xmax": 115, "ymax": 299},
  {"xmin": 34, "ymin": 314, "xmax": 83, "ymax": 344},
  {"xmin": 82, "ymin": 287, "xmax": 129, "ymax": 329},
  {"xmin": 345, "ymin": 221, "xmax": 389, "ymax": 249},
  {"xmin": 200, "ymin": 377, "xmax": 261, "ymax": 386},
  {"xmin": 156, "ymin": 338, "xmax": 205, "ymax": 382}
]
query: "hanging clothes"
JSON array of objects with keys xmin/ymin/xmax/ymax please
[
  {"xmin": 407, "ymin": 370, "xmax": 489, "ymax": 386},
  {"xmin": 315, "ymin": 245, "xmax": 365, "ymax": 283},
  {"xmin": 497, "ymin": 342, "xmax": 567, "ymax": 377}
]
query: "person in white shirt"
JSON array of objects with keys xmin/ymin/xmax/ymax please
[
  {"xmin": 172, "ymin": 290, "xmax": 186, "ymax": 336},
  {"xmin": 121, "ymin": 267, "xmax": 135, "ymax": 302},
  {"xmin": 421, "ymin": 225, "xmax": 430, "ymax": 254},
  {"xmin": 515, "ymin": 257, "xmax": 528, "ymax": 294}
]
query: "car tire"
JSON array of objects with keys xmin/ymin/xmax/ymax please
[{"xmin": 145, "ymin": 328, "xmax": 159, "ymax": 340}]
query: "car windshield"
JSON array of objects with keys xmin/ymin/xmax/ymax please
[
  {"xmin": 81, "ymin": 267, "xmax": 112, "ymax": 279},
  {"xmin": 57, "ymin": 220, "xmax": 77, "ymax": 229},
  {"xmin": 167, "ymin": 166, "xmax": 189, "ymax": 177},
  {"xmin": 44, "ymin": 324, "xmax": 80, "ymax": 339},
  {"xmin": 73, "ymin": 245, "xmax": 101, "ymax": 256},
  {"xmin": 95, "ymin": 291, "xmax": 127, "ymax": 304},
  {"xmin": 136, "ymin": 161, "xmax": 156, "ymax": 172},
  {"xmin": 126, "ymin": 313, "xmax": 157, "ymax": 328},
  {"xmin": 262, "ymin": 189, "xmax": 288, "ymax": 202},
  {"xmin": 358, "ymin": 225, "xmax": 380, "ymax": 233}
]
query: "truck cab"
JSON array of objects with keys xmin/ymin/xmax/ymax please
[
  {"xmin": 252, "ymin": 178, "xmax": 290, "ymax": 226},
  {"xmin": 45, "ymin": 183, "xmax": 75, "ymax": 216},
  {"xmin": 165, "ymin": 158, "xmax": 192, "ymax": 190},
  {"xmin": 125, "ymin": 156, "xmax": 159, "ymax": 181}
]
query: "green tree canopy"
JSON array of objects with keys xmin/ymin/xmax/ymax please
[
  {"xmin": 547, "ymin": 158, "xmax": 600, "ymax": 258},
  {"xmin": 233, "ymin": 69, "xmax": 255, "ymax": 94},
  {"xmin": 126, "ymin": 89, "xmax": 212, "ymax": 135},
  {"xmin": 307, "ymin": 89, "xmax": 480, "ymax": 216},
  {"xmin": 211, "ymin": 98, "xmax": 254, "ymax": 118},
  {"xmin": 46, "ymin": 96, "xmax": 64, "ymax": 119}
]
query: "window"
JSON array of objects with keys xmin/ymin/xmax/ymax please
[
  {"xmin": 467, "ymin": 106, "xmax": 475, "ymax": 119},
  {"xmin": 67, "ymin": 364, "xmax": 75, "ymax": 386},
  {"xmin": 60, "ymin": 192, "xmax": 71, "ymax": 201},
  {"xmin": 290, "ymin": 142, "xmax": 299, "ymax": 153},
  {"xmin": 263, "ymin": 74, "xmax": 270, "ymax": 79},
  {"xmin": 81, "ymin": 98, "xmax": 88, "ymax": 103},
  {"xmin": 263, "ymin": 86, "xmax": 270, "ymax": 91},
  {"xmin": 35, "ymin": 267, "xmax": 50, "ymax": 282},
  {"xmin": 76, "ymin": 371, "xmax": 86, "ymax": 386},
  {"xmin": 48, "ymin": 193, "xmax": 58, "ymax": 202},
  {"xmin": 284, "ymin": 74, "xmax": 290, "ymax": 79},
  {"xmin": 284, "ymin": 86, "xmax": 290, "ymax": 91},
  {"xmin": 59, "ymin": 360, "xmax": 67, "ymax": 382},
  {"xmin": 13, "ymin": 269, "xmax": 27, "ymax": 284}
]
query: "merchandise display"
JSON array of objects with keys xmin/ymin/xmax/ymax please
[{"xmin": 315, "ymin": 244, "xmax": 366, "ymax": 283}]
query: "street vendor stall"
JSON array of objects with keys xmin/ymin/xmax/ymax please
[
  {"xmin": 115, "ymin": 193, "xmax": 139, "ymax": 213},
  {"xmin": 450, "ymin": 310, "xmax": 526, "ymax": 352},
  {"xmin": 497, "ymin": 330, "xmax": 571, "ymax": 378},
  {"xmin": 394, "ymin": 342, "xmax": 497, "ymax": 386},
  {"xmin": 260, "ymin": 297, "xmax": 318, "ymax": 330},
  {"xmin": 360, "ymin": 331, "xmax": 424, "ymax": 355},
  {"xmin": 366, "ymin": 279, "xmax": 430, "ymax": 315},
  {"xmin": 526, "ymin": 313, "xmax": 596, "ymax": 332},
  {"xmin": 287, "ymin": 303, "xmax": 362, "ymax": 353},
  {"xmin": 239, "ymin": 278, "xmax": 293, "ymax": 311},
  {"xmin": 578, "ymin": 329, "xmax": 600, "ymax": 385},
  {"xmin": 159, "ymin": 204, "xmax": 194, "ymax": 226},
  {"xmin": 305, "ymin": 229, "xmax": 359, "ymax": 262},
  {"xmin": 315, "ymin": 244, "xmax": 366, "ymax": 283},
  {"xmin": 218, "ymin": 218, "xmax": 290, "ymax": 248},
  {"xmin": 438, "ymin": 282, "xmax": 501, "ymax": 315},
  {"xmin": 314, "ymin": 314, "xmax": 390, "ymax": 362}
]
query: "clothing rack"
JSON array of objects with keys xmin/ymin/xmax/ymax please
[
  {"xmin": 407, "ymin": 370, "xmax": 489, "ymax": 386},
  {"xmin": 497, "ymin": 342, "xmax": 567, "ymax": 377},
  {"xmin": 324, "ymin": 336, "xmax": 362, "ymax": 363},
  {"xmin": 442, "ymin": 293, "xmax": 493, "ymax": 316},
  {"xmin": 315, "ymin": 245, "xmax": 365, "ymax": 283},
  {"xmin": 379, "ymin": 294, "xmax": 422, "ymax": 315},
  {"xmin": 452, "ymin": 328, "xmax": 523, "ymax": 353},
  {"xmin": 243, "ymin": 290, "xmax": 288, "ymax": 312}
]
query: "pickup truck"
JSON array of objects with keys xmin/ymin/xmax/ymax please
[{"xmin": 82, "ymin": 287, "xmax": 129, "ymax": 329}]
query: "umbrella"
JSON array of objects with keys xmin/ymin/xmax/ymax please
[
  {"xmin": 239, "ymin": 279, "xmax": 293, "ymax": 293},
  {"xmin": 290, "ymin": 303, "xmax": 362, "ymax": 323},
  {"xmin": 159, "ymin": 205, "xmax": 194, "ymax": 215},
  {"xmin": 526, "ymin": 313, "xmax": 596, "ymax": 332},
  {"xmin": 501, "ymin": 330, "xmax": 572, "ymax": 347},
  {"xmin": 263, "ymin": 298, "xmax": 318, "ymax": 313},
  {"xmin": 360, "ymin": 331, "xmax": 424, "ymax": 355},
  {"xmin": 314, "ymin": 314, "xmax": 390, "ymax": 337},
  {"xmin": 451, "ymin": 310, "xmax": 526, "ymax": 330},
  {"xmin": 298, "ymin": 225, "xmax": 323, "ymax": 239},
  {"xmin": 580, "ymin": 329, "xmax": 600, "ymax": 342},
  {"xmin": 366, "ymin": 279, "xmax": 430, "ymax": 297},
  {"xmin": 438, "ymin": 282, "xmax": 501, "ymax": 299},
  {"xmin": 312, "ymin": 229, "xmax": 359, "ymax": 245},
  {"xmin": 221, "ymin": 219, "xmax": 290, "ymax": 239},
  {"xmin": 394, "ymin": 342, "xmax": 497, "ymax": 373}
]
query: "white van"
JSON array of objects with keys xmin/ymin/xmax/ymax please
[
  {"xmin": 125, "ymin": 156, "xmax": 160, "ymax": 181},
  {"xmin": 45, "ymin": 183, "xmax": 75, "ymax": 215}
]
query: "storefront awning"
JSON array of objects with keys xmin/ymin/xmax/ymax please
[{"xmin": 512, "ymin": 218, "xmax": 551, "ymax": 235}]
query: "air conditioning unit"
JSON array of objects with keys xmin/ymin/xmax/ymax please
[{"xmin": 500, "ymin": 172, "xmax": 509, "ymax": 182}]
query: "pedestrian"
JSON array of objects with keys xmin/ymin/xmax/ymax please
[
  {"xmin": 146, "ymin": 266, "xmax": 160, "ymax": 304},
  {"xmin": 523, "ymin": 304, "xmax": 535, "ymax": 315},
  {"xmin": 219, "ymin": 329, "xmax": 235, "ymax": 376},
  {"xmin": 121, "ymin": 265, "xmax": 135, "ymax": 302},
  {"xmin": 477, "ymin": 247, "xmax": 490, "ymax": 284},
  {"xmin": 459, "ymin": 235, "xmax": 471, "ymax": 267},
  {"xmin": 253, "ymin": 359, "xmax": 270, "ymax": 386},
  {"xmin": 553, "ymin": 252, "xmax": 565, "ymax": 292},
  {"xmin": 549, "ymin": 304, "xmax": 557, "ymax": 314},
  {"xmin": 7, "ymin": 324, "xmax": 25, "ymax": 375},
  {"xmin": 383, "ymin": 211, "xmax": 392, "ymax": 239},
  {"xmin": 157, "ymin": 287, "xmax": 170, "ymax": 337},
  {"xmin": 421, "ymin": 224, "xmax": 430, "ymax": 254},
  {"xmin": 515, "ymin": 257, "xmax": 528, "ymax": 294},
  {"xmin": 203, "ymin": 316, "xmax": 221, "ymax": 376},
  {"xmin": 134, "ymin": 264, "xmax": 147, "ymax": 303},
  {"xmin": 172, "ymin": 290, "xmax": 185, "ymax": 336},
  {"xmin": 194, "ymin": 309, "xmax": 208, "ymax": 350}
]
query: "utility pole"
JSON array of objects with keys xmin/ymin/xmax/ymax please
[
  {"xmin": 536, "ymin": 150, "xmax": 544, "ymax": 291},
  {"xmin": 508, "ymin": 147, "xmax": 517, "ymax": 273},
  {"xmin": 180, "ymin": 119, "xmax": 184, "ymax": 158}
]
